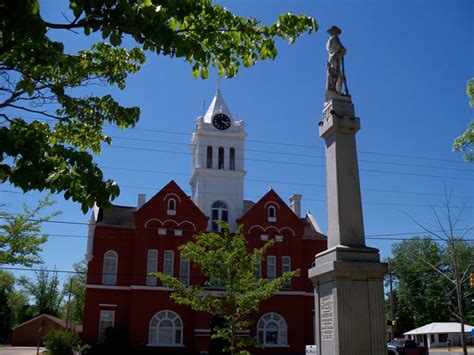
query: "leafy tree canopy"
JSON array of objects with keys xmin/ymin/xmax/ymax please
[
  {"xmin": 62, "ymin": 260, "xmax": 87, "ymax": 324},
  {"xmin": 388, "ymin": 237, "xmax": 474, "ymax": 334},
  {"xmin": 0, "ymin": 195, "xmax": 59, "ymax": 266},
  {"xmin": 157, "ymin": 225, "xmax": 299, "ymax": 354},
  {"xmin": 0, "ymin": 0, "xmax": 318, "ymax": 212},
  {"xmin": 19, "ymin": 268, "xmax": 64, "ymax": 317},
  {"xmin": 453, "ymin": 79, "xmax": 474, "ymax": 162}
]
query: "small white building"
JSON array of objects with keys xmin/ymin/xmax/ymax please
[{"xmin": 404, "ymin": 322, "xmax": 474, "ymax": 348}]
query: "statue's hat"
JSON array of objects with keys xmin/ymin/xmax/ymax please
[{"xmin": 327, "ymin": 26, "xmax": 342, "ymax": 35}]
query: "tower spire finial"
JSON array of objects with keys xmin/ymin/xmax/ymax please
[{"xmin": 216, "ymin": 76, "xmax": 221, "ymax": 92}]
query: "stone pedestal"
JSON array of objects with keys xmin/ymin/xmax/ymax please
[{"xmin": 309, "ymin": 95, "xmax": 388, "ymax": 355}]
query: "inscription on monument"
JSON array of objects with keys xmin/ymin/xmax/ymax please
[{"xmin": 320, "ymin": 295, "xmax": 334, "ymax": 341}]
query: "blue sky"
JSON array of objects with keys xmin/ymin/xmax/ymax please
[{"xmin": 2, "ymin": 0, "xmax": 473, "ymax": 280}]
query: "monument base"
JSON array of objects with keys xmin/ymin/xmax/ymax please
[{"xmin": 308, "ymin": 246, "xmax": 388, "ymax": 355}]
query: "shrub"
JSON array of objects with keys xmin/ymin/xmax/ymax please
[{"xmin": 44, "ymin": 329, "xmax": 78, "ymax": 355}]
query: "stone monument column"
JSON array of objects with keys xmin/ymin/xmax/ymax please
[{"xmin": 308, "ymin": 26, "xmax": 388, "ymax": 355}]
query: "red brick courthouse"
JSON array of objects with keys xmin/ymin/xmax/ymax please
[{"xmin": 82, "ymin": 91, "xmax": 327, "ymax": 354}]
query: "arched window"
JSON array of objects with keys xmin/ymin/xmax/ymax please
[
  {"xmin": 207, "ymin": 146, "xmax": 213, "ymax": 168},
  {"xmin": 218, "ymin": 147, "xmax": 224, "ymax": 169},
  {"xmin": 257, "ymin": 313, "xmax": 288, "ymax": 346},
  {"xmin": 229, "ymin": 148, "xmax": 235, "ymax": 170},
  {"xmin": 268, "ymin": 206, "xmax": 277, "ymax": 222},
  {"xmin": 167, "ymin": 198, "xmax": 176, "ymax": 215},
  {"xmin": 211, "ymin": 200, "xmax": 228, "ymax": 232},
  {"xmin": 148, "ymin": 310, "xmax": 183, "ymax": 346},
  {"xmin": 102, "ymin": 251, "xmax": 118, "ymax": 285}
]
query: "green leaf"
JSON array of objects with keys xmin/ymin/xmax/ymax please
[{"xmin": 110, "ymin": 31, "xmax": 122, "ymax": 46}]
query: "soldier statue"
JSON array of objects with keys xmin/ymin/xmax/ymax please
[{"xmin": 326, "ymin": 26, "xmax": 349, "ymax": 99}]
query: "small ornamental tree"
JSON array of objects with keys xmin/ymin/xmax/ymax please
[
  {"xmin": 156, "ymin": 225, "xmax": 299, "ymax": 355},
  {"xmin": 0, "ymin": 195, "xmax": 60, "ymax": 266}
]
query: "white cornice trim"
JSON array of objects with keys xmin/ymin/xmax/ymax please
[
  {"xmin": 86, "ymin": 284, "xmax": 131, "ymax": 290},
  {"xmin": 194, "ymin": 329, "xmax": 211, "ymax": 333},
  {"xmin": 86, "ymin": 284, "xmax": 314, "ymax": 296},
  {"xmin": 190, "ymin": 168, "xmax": 246, "ymax": 186}
]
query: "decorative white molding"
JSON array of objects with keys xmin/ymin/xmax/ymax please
[
  {"xmin": 130, "ymin": 285, "xmax": 172, "ymax": 291},
  {"xmin": 260, "ymin": 234, "xmax": 268, "ymax": 241},
  {"xmin": 268, "ymin": 216, "xmax": 277, "ymax": 222},
  {"xmin": 86, "ymin": 284, "xmax": 313, "ymax": 296},
  {"xmin": 174, "ymin": 229, "xmax": 183, "ymax": 237},
  {"xmin": 145, "ymin": 218, "xmax": 163, "ymax": 228},
  {"xmin": 248, "ymin": 225, "xmax": 295, "ymax": 236},
  {"xmin": 167, "ymin": 209, "xmax": 176, "ymax": 216},
  {"xmin": 279, "ymin": 227, "xmax": 296, "ymax": 237},
  {"xmin": 264, "ymin": 201, "xmax": 281, "ymax": 209},
  {"xmin": 275, "ymin": 235, "xmax": 284, "ymax": 242},
  {"xmin": 178, "ymin": 220, "xmax": 197, "ymax": 231},
  {"xmin": 194, "ymin": 329, "xmax": 211, "ymax": 333},
  {"xmin": 86, "ymin": 284, "xmax": 130, "ymax": 290},
  {"xmin": 158, "ymin": 228, "xmax": 166, "ymax": 235},
  {"xmin": 163, "ymin": 193, "xmax": 182, "ymax": 202},
  {"xmin": 147, "ymin": 344, "xmax": 185, "ymax": 347}
]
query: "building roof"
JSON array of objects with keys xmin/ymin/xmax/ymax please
[
  {"xmin": 404, "ymin": 322, "xmax": 474, "ymax": 335},
  {"xmin": 203, "ymin": 89, "xmax": 234, "ymax": 124},
  {"xmin": 96, "ymin": 205, "xmax": 135, "ymax": 227},
  {"xmin": 12, "ymin": 314, "xmax": 82, "ymax": 332}
]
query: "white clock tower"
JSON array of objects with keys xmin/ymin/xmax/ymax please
[{"xmin": 190, "ymin": 89, "xmax": 246, "ymax": 231}]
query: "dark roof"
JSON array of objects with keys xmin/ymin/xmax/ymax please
[
  {"xmin": 97, "ymin": 205, "xmax": 135, "ymax": 227},
  {"xmin": 243, "ymin": 200, "xmax": 255, "ymax": 214},
  {"xmin": 302, "ymin": 213, "xmax": 327, "ymax": 240}
]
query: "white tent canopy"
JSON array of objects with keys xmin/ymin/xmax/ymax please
[{"xmin": 404, "ymin": 322, "xmax": 474, "ymax": 335}]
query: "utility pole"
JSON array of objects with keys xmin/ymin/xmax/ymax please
[
  {"xmin": 65, "ymin": 278, "xmax": 73, "ymax": 330},
  {"xmin": 389, "ymin": 263, "xmax": 394, "ymax": 339}
]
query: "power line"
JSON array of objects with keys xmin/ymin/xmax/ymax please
[
  {"xmin": 2, "ymin": 186, "xmax": 472, "ymax": 209},
  {"xmin": 109, "ymin": 136, "xmax": 472, "ymax": 173},
  {"xmin": 107, "ymin": 145, "xmax": 473, "ymax": 181},
  {"xmin": 107, "ymin": 126, "xmax": 467, "ymax": 165},
  {"xmin": 5, "ymin": 117, "xmax": 469, "ymax": 165},
  {"xmin": 1, "ymin": 214, "xmax": 471, "ymax": 239}
]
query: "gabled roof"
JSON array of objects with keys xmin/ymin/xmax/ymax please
[
  {"xmin": 238, "ymin": 189, "xmax": 305, "ymax": 236},
  {"xmin": 12, "ymin": 314, "xmax": 82, "ymax": 332},
  {"xmin": 239, "ymin": 188, "xmax": 300, "ymax": 222},
  {"xmin": 134, "ymin": 180, "xmax": 208, "ymax": 226},
  {"xmin": 203, "ymin": 89, "xmax": 234, "ymax": 123},
  {"xmin": 404, "ymin": 322, "xmax": 474, "ymax": 335}
]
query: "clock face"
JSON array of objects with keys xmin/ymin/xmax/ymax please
[{"xmin": 212, "ymin": 113, "xmax": 231, "ymax": 130}]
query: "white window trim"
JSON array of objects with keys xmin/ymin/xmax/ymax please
[
  {"xmin": 179, "ymin": 257, "xmax": 190, "ymax": 286},
  {"xmin": 167, "ymin": 198, "xmax": 177, "ymax": 215},
  {"xmin": 260, "ymin": 234, "xmax": 268, "ymax": 241},
  {"xmin": 158, "ymin": 228, "xmax": 166, "ymax": 235},
  {"xmin": 102, "ymin": 250, "xmax": 118, "ymax": 285},
  {"xmin": 174, "ymin": 229, "xmax": 183, "ymax": 237},
  {"xmin": 282, "ymin": 256, "xmax": 291, "ymax": 289},
  {"xmin": 164, "ymin": 250, "xmax": 174, "ymax": 276},
  {"xmin": 275, "ymin": 235, "xmax": 283, "ymax": 242},
  {"xmin": 257, "ymin": 312, "xmax": 288, "ymax": 347},
  {"xmin": 267, "ymin": 256, "xmax": 276, "ymax": 280},
  {"xmin": 268, "ymin": 206, "xmax": 277, "ymax": 222},
  {"xmin": 147, "ymin": 249, "xmax": 158, "ymax": 286},
  {"xmin": 211, "ymin": 200, "xmax": 229, "ymax": 232},
  {"xmin": 98, "ymin": 310, "xmax": 115, "ymax": 343},
  {"xmin": 148, "ymin": 310, "xmax": 183, "ymax": 346}
]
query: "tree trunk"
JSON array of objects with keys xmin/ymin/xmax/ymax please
[{"xmin": 450, "ymin": 241, "xmax": 467, "ymax": 355}]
